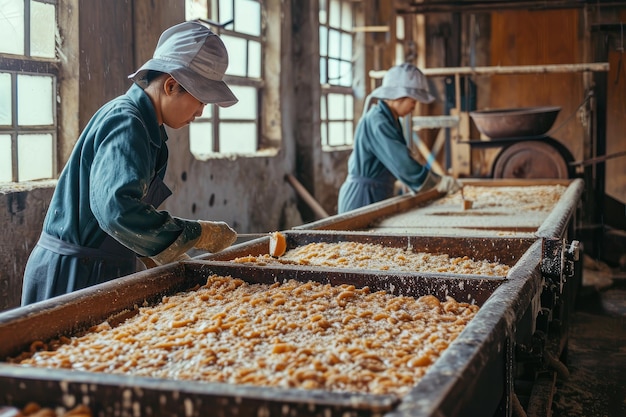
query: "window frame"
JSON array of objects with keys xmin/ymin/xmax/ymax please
[
  {"xmin": 211, "ymin": 26, "xmax": 265, "ymax": 153},
  {"xmin": 319, "ymin": 0, "xmax": 357, "ymax": 150},
  {"xmin": 185, "ymin": 0, "xmax": 267, "ymax": 157},
  {"xmin": 0, "ymin": 0, "xmax": 59, "ymax": 183}
]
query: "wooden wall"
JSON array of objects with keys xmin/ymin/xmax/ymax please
[
  {"xmin": 487, "ymin": 9, "xmax": 586, "ymax": 176},
  {"xmin": 605, "ymin": 10, "xmax": 626, "ymax": 206}
]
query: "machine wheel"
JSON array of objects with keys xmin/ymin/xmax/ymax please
[{"xmin": 492, "ymin": 140, "xmax": 572, "ymax": 179}]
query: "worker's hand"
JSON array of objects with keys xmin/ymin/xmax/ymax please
[
  {"xmin": 194, "ymin": 221, "xmax": 237, "ymax": 253},
  {"xmin": 436, "ymin": 175, "xmax": 462, "ymax": 194}
]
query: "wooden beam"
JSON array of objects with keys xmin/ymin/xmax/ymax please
[
  {"xmin": 352, "ymin": 25, "xmax": 389, "ymax": 33},
  {"xmin": 369, "ymin": 62, "xmax": 610, "ymax": 79},
  {"xmin": 285, "ymin": 174, "xmax": 329, "ymax": 220}
]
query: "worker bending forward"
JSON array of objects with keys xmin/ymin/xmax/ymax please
[
  {"xmin": 338, "ymin": 63, "xmax": 460, "ymax": 213},
  {"xmin": 22, "ymin": 21, "xmax": 238, "ymax": 305}
]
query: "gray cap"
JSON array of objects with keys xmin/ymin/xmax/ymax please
[
  {"xmin": 370, "ymin": 63, "xmax": 435, "ymax": 103},
  {"xmin": 129, "ymin": 20, "xmax": 238, "ymax": 107}
]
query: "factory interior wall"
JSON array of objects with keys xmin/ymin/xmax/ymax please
[{"xmin": 0, "ymin": 184, "xmax": 55, "ymax": 311}]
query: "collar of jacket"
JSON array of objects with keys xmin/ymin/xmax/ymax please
[
  {"xmin": 377, "ymin": 100, "xmax": 403, "ymax": 133},
  {"xmin": 126, "ymin": 83, "xmax": 169, "ymax": 147}
]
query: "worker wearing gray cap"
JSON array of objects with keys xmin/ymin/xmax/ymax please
[
  {"xmin": 22, "ymin": 21, "xmax": 238, "ymax": 305},
  {"xmin": 338, "ymin": 63, "xmax": 461, "ymax": 214}
]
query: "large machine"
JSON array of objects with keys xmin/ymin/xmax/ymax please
[
  {"xmin": 466, "ymin": 106, "xmax": 575, "ymax": 179},
  {"xmin": 0, "ymin": 179, "xmax": 583, "ymax": 417}
]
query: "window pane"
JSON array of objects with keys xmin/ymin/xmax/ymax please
[
  {"xmin": 199, "ymin": 104, "xmax": 213, "ymax": 119},
  {"xmin": 328, "ymin": 93, "xmax": 345, "ymax": 120},
  {"xmin": 340, "ymin": 32, "xmax": 352, "ymax": 60},
  {"xmin": 31, "ymin": 1, "xmax": 56, "ymax": 58},
  {"xmin": 17, "ymin": 133, "xmax": 53, "ymax": 181},
  {"xmin": 219, "ymin": 122, "xmax": 256, "ymax": 153},
  {"xmin": 220, "ymin": 86, "xmax": 256, "ymax": 119},
  {"xmin": 396, "ymin": 44, "xmax": 404, "ymax": 65},
  {"xmin": 329, "ymin": 0, "xmax": 340, "ymax": 28},
  {"xmin": 339, "ymin": 60, "xmax": 351, "ymax": 86},
  {"xmin": 328, "ymin": 121, "xmax": 346, "ymax": 146},
  {"xmin": 0, "ymin": 0, "xmax": 24, "ymax": 55},
  {"xmin": 396, "ymin": 15, "xmax": 405, "ymax": 39},
  {"xmin": 0, "ymin": 73, "xmax": 12, "ymax": 125},
  {"xmin": 248, "ymin": 40, "xmax": 261, "ymax": 78},
  {"xmin": 219, "ymin": 0, "xmax": 234, "ymax": 24},
  {"xmin": 319, "ymin": 57, "xmax": 327, "ymax": 84},
  {"xmin": 328, "ymin": 29, "xmax": 340, "ymax": 58},
  {"xmin": 221, "ymin": 35, "xmax": 247, "ymax": 77},
  {"xmin": 17, "ymin": 74, "xmax": 54, "ymax": 125},
  {"xmin": 186, "ymin": 0, "xmax": 208, "ymax": 20},
  {"xmin": 234, "ymin": 0, "xmax": 260, "ymax": 36},
  {"xmin": 328, "ymin": 58, "xmax": 340, "ymax": 83},
  {"xmin": 345, "ymin": 94, "xmax": 354, "ymax": 119},
  {"xmin": 319, "ymin": 0, "xmax": 327, "ymax": 25},
  {"xmin": 0, "ymin": 134, "xmax": 11, "ymax": 182},
  {"xmin": 341, "ymin": 1, "xmax": 352, "ymax": 31},
  {"xmin": 319, "ymin": 26, "xmax": 328, "ymax": 57},
  {"xmin": 189, "ymin": 121, "xmax": 213, "ymax": 158}
]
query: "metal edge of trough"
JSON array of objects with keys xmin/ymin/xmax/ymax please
[{"xmin": 384, "ymin": 240, "xmax": 544, "ymax": 417}]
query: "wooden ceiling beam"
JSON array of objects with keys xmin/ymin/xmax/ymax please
[{"xmin": 395, "ymin": 0, "xmax": 626, "ymax": 14}]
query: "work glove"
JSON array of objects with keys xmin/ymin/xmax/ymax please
[
  {"xmin": 419, "ymin": 171, "xmax": 462, "ymax": 195},
  {"xmin": 437, "ymin": 175, "xmax": 462, "ymax": 194},
  {"xmin": 193, "ymin": 221, "xmax": 237, "ymax": 253},
  {"xmin": 419, "ymin": 170, "xmax": 442, "ymax": 192}
]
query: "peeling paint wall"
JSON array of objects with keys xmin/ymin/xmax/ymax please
[
  {"xmin": 0, "ymin": 184, "xmax": 55, "ymax": 310},
  {"xmin": 161, "ymin": 130, "xmax": 303, "ymax": 233}
]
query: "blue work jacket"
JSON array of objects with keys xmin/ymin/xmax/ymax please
[
  {"xmin": 337, "ymin": 101, "xmax": 430, "ymax": 213},
  {"xmin": 21, "ymin": 83, "xmax": 201, "ymax": 305}
]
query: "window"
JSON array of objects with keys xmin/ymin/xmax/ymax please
[
  {"xmin": 319, "ymin": 0, "xmax": 355, "ymax": 148},
  {"xmin": 0, "ymin": 0, "xmax": 57, "ymax": 182},
  {"xmin": 395, "ymin": 15, "xmax": 406, "ymax": 65},
  {"xmin": 186, "ymin": 0, "xmax": 263, "ymax": 158}
]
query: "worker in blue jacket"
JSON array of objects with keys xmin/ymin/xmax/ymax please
[
  {"xmin": 337, "ymin": 63, "xmax": 461, "ymax": 213},
  {"xmin": 22, "ymin": 21, "xmax": 239, "ymax": 305}
]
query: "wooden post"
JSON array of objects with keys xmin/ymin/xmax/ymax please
[{"xmin": 285, "ymin": 174, "xmax": 329, "ymax": 219}]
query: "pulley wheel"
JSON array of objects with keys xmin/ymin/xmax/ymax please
[{"xmin": 492, "ymin": 140, "xmax": 570, "ymax": 179}]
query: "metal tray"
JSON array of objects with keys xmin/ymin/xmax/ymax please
[
  {"xmin": 296, "ymin": 179, "xmax": 583, "ymax": 240},
  {"xmin": 206, "ymin": 230, "xmax": 536, "ymax": 272},
  {"xmin": 0, "ymin": 235, "xmax": 544, "ymax": 417}
]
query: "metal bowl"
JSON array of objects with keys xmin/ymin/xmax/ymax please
[{"xmin": 469, "ymin": 106, "xmax": 561, "ymax": 139}]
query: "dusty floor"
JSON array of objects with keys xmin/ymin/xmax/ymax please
[{"xmin": 551, "ymin": 263, "xmax": 626, "ymax": 417}]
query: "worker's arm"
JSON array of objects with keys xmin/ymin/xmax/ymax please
[{"xmin": 89, "ymin": 112, "xmax": 236, "ymax": 264}]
